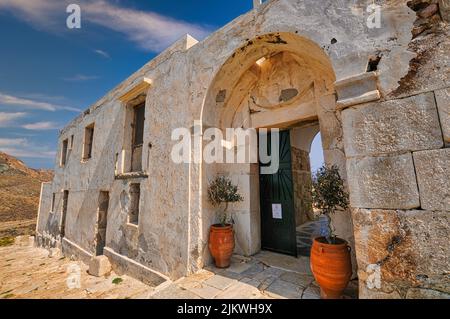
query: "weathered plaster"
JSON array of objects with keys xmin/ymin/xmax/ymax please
[{"xmin": 35, "ymin": 0, "xmax": 449, "ymax": 299}]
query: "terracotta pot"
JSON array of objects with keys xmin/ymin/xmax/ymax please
[
  {"xmin": 209, "ymin": 224, "xmax": 234, "ymax": 268},
  {"xmin": 310, "ymin": 236, "xmax": 352, "ymax": 299}
]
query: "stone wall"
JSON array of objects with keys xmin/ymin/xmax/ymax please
[
  {"xmin": 344, "ymin": 0, "xmax": 450, "ymax": 298},
  {"xmin": 289, "ymin": 124, "xmax": 319, "ymax": 227},
  {"xmin": 36, "ymin": 35, "xmax": 197, "ymax": 280},
  {"xmin": 291, "ymin": 147, "xmax": 314, "ymax": 226},
  {"xmin": 36, "ymin": 0, "xmax": 448, "ymax": 295}
]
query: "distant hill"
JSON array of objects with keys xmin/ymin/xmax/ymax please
[{"xmin": 0, "ymin": 152, "xmax": 53, "ymax": 238}]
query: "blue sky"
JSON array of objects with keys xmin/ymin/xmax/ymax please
[{"xmin": 0, "ymin": 0, "xmax": 323, "ymax": 170}]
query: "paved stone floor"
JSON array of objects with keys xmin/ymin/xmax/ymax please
[
  {"xmin": 0, "ymin": 243, "xmax": 155, "ymax": 299},
  {"xmin": 0, "ymin": 239, "xmax": 358, "ymax": 299}
]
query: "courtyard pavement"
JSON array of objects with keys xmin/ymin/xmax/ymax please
[{"xmin": 0, "ymin": 238, "xmax": 357, "ymax": 299}]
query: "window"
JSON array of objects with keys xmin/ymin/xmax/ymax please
[
  {"xmin": 128, "ymin": 183, "xmax": 140, "ymax": 225},
  {"xmin": 61, "ymin": 190, "xmax": 69, "ymax": 237},
  {"xmin": 131, "ymin": 103, "xmax": 145, "ymax": 172},
  {"xmin": 60, "ymin": 138, "xmax": 68, "ymax": 166},
  {"xmin": 96, "ymin": 191, "xmax": 109, "ymax": 256},
  {"xmin": 133, "ymin": 103, "xmax": 145, "ymax": 147},
  {"xmin": 119, "ymin": 96, "xmax": 147, "ymax": 176},
  {"xmin": 70, "ymin": 135, "xmax": 74, "ymax": 150},
  {"xmin": 83, "ymin": 124, "xmax": 95, "ymax": 160},
  {"xmin": 51, "ymin": 193, "xmax": 56, "ymax": 212}
]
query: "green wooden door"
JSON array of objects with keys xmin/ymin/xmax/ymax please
[{"xmin": 259, "ymin": 130, "xmax": 297, "ymax": 256}]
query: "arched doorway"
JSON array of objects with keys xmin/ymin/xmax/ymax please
[{"xmin": 200, "ymin": 32, "xmax": 349, "ymax": 264}]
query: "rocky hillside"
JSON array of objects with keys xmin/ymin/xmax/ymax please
[{"xmin": 0, "ymin": 152, "xmax": 53, "ymax": 237}]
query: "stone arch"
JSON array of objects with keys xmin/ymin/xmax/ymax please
[
  {"xmin": 201, "ymin": 32, "xmax": 335, "ymax": 130},
  {"xmin": 197, "ymin": 32, "xmax": 353, "ymax": 267}
]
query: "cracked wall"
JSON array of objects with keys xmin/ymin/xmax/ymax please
[{"xmin": 344, "ymin": 0, "xmax": 450, "ymax": 298}]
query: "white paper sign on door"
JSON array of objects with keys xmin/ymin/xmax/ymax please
[{"xmin": 272, "ymin": 204, "xmax": 282, "ymax": 219}]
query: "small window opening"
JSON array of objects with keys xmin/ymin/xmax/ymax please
[
  {"xmin": 131, "ymin": 103, "xmax": 145, "ymax": 172},
  {"xmin": 51, "ymin": 193, "xmax": 56, "ymax": 212},
  {"xmin": 83, "ymin": 124, "xmax": 95, "ymax": 160},
  {"xmin": 61, "ymin": 190, "xmax": 69, "ymax": 237},
  {"xmin": 60, "ymin": 139, "xmax": 68, "ymax": 167},
  {"xmin": 96, "ymin": 191, "xmax": 109, "ymax": 255},
  {"xmin": 367, "ymin": 55, "xmax": 382, "ymax": 72}
]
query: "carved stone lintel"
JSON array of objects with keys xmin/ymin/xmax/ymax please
[
  {"xmin": 337, "ymin": 90, "xmax": 381, "ymax": 109},
  {"xmin": 334, "ymin": 72, "xmax": 380, "ymax": 110},
  {"xmin": 118, "ymin": 77, "xmax": 152, "ymax": 102}
]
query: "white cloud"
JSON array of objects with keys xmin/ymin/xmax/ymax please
[
  {"xmin": 0, "ymin": 137, "xmax": 27, "ymax": 147},
  {"xmin": 0, "ymin": 92, "xmax": 56, "ymax": 111},
  {"xmin": 0, "ymin": 137, "xmax": 56, "ymax": 159},
  {"xmin": 20, "ymin": 93, "xmax": 67, "ymax": 102},
  {"xmin": 0, "ymin": 112, "xmax": 27, "ymax": 126},
  {"xmin": 94, "ymin": 49, "xmax": 110, "ymax": 59},
  {"xmin": 0, "ymin": 0, "xmax": 213, "ymax": 52},
  {"xmin": 0, "ymin": 92, "xmax": 81, "ymax": 112},
  {"xmin": 22, "ymin": 121, "xmax": 60, "ymax": 130},
  {"xmin": 0, "ymin": 0, "xmax": 63, "ymax": 29},
  {"xmin": 82, "ymin": 1, "xmax": 212, "ymax": 51},
  {"xmin": 63, "ymin": 74, "xmax": 100, "ymax": 82}
]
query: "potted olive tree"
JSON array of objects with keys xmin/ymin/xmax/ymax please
[
  {"xmin": 310, "ymin": 164, "xmax": 351, "ymax": 299},
  {"xmin": 207, "ymin": 175, "xmax": 243, "ymax": 268}
]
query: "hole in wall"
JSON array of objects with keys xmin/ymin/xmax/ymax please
[
  {"xmin": 216, "ymin": 90, "xmax": 226, "ymax": 103},
  {"xmin": 366, "ymin": 55, "xmax": 382, "ymax": 72}
]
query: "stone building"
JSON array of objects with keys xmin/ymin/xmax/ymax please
[{"xmin": 36, "ymin": 0, "xmax": 449, "ymax": 298}]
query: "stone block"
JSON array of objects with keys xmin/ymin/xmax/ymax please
[
  {"xmin": 214, "ymin": 281, "xmax": 264, "ymax": 299},
  {"xmin": 342, "ymin": 93, "xmax": 443, "ymax": 157},
  {"xmin": 14, "ymin": 235, "xmax": 34, "ymax": 247},
  {"xmin": 439, "ymin": 0, "xmax": 450, "ymax": 22},
  {"xmin": 103, "ymin": 247, "xmax": 166, "ymax": 286},
  {"xmin": 359, "ymin": 283, "xmax": 401, "ymax": 299},
  {"xmin": 203, "ymin": 274, "xmax": 236, "ymax": 290},
  {"xmin": 226, "ymin": 260, "xmax": 252, "ymax": 274},
  {"xmin": 265, "ymin": 279, "xmax": 302, "ymax": 299},
  {"xmin": 406, "ymin": 288, "xmax": 450, "ymax": 299},
  {"xmin": 434, "ymin": 88, "xmax": 450, "ymax": 143},
  {"xmin": 48, "ymin": 247, "xmax": 61, "ymax": 258},
  {"xmin": 89, "ymin": 255, "xmax": 112, "ymax": 277},
  {"xmin": 335, "ymin": 72, "xmax": 380, "ymax": 109},
  {"xmin": 323, "ymin": 149, "xmax": 347, "ymax": 181},
  {"xmin": 279, "ymin": 272, "xmax": 313, "ymax": 289},
  {"xmin": 184, "ymin": 283, "xmax": 221, "ymax": 299},
  {"xmin": 346, "ymin": 153, "xmax": 420, "ymax": 209},
  {"xmin": 413, "ymin": 148, "xmax": 450, "ymax": 211},
  {"xmin": 151, "ymin": 283, "xmax": 201, "ymax": 299},
  {"xmin": 352, "ymin": 209, "xmax": 449, "ymax": 297},
  {"xmin": 302, "ymin": 286, "xmax": 321, "ymax": 299}
]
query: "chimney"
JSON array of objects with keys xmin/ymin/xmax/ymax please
[{"xmin": 253, "ymin": 0, "xmax": 262, "ymax": 8}]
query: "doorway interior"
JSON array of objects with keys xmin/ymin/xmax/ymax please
[
  {"xmin": 95, "ymin": 191, "xmax": 110, "ymax": 256},
  {"xmin": 258, "ymin": 122, "xmax": 323, "ymax": 258}
]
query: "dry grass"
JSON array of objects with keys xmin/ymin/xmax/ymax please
[
  {"xmin": 0, "ymin": 237, "xmax": 14, "ymax": 247},
  {"xmin": 0, "ymin": 152, "xmax": 53, "ymax": 238}
]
